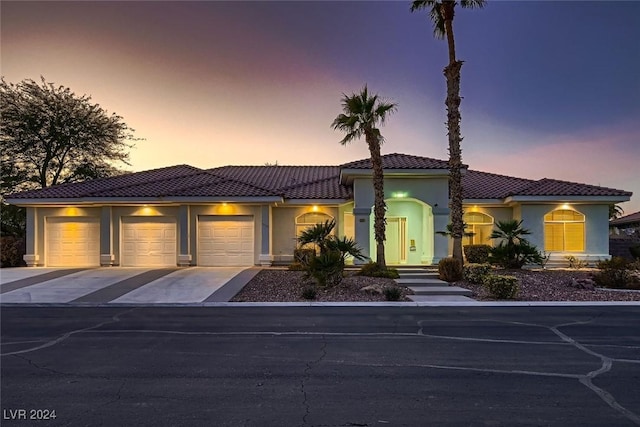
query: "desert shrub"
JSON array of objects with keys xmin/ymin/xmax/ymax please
[
  {"xmin": 308, "ymin": 250, "xmax": 343, "ymax": 287},
  {"xmin": 630, "ymin": 245, "xmax": 640, "ymax": 260},
  {"xmin": 483, "ymin": 275, "xmax": 519, "ymax": 299},
  {"xmin": 438, "ymin": 257, "xmax": 463, "ymax": 282},
  {"xmin": 488, "ymin": 220, "xmax": 543, "ymax": 269},
  {"xmin": 593, "ymin": 257, "xmax": 633, "ymax": 289},
  {"xmin": 565, "ymin": 255, "xmax": 588, "ymax": 269},
  {"xmin": 463, "ymin": 244, "xmax": 491, "ymax": 264},
  {"xmin": 0, "ymin": 236, "xmax": 26, "ymax": 268},
  {"xmin": 629, "ymin": 260, "xmax": 640, "ymax": 271},
  {"xmin": 383, "ymin": 286, "xmax": 403, "ymax": 301},
  {"xmin": 463, "ymin": 263, "xmax": 491, "ymax": 284},
  {"xmin": 288, "ymin": 262, "xmax": 306, "ymax": 271},
  {"xmin": 301, "ymin": 286, "xmax": 317, "ymax": 300},
  {"xmin": 294, "ymin": 248, "xmax": 316, "ymax": 265},
  {"xmin": 357, "ymin": 262, "xmax": 400, "ymax": 279}
]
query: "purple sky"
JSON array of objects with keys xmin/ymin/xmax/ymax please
[{"xmin": 3, "ymin": 1, "xmax": 639, "ymax": 212}]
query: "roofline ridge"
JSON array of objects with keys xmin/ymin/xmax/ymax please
[
  {"xmin": 467, "ymin": 168, "xmax": 537, "ymax": 183},
  {"xmin": 86, "ymin": 167, "xmax": 207, "ymax": 196}
]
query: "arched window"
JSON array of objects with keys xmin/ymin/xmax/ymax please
[
  {"xmin": 295, "ymin": 211, "xmax": 333, "ymax": 238},
  {"xmin": 544, "ymin": 209, "xmax": 585, "ymax": 252},
  {"xmin": 463, "ymin": 211, "xmax": 494, "ymax": 246}
]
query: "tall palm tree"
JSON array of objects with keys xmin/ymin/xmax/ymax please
[
  {"xmin": 411, "ymin": 0, "xmax": 485, "ymax": 262},
  {"xmin": 332, "ymin": 86, "xmax": 397, "ymax": 269}
]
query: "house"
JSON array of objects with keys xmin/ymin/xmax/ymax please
[
  {"xmin": 610, "ymin": 211, "xmax": 640, "ymax": 237},
  {"xmin": 5, "ymin": 153, "xmax": 632, "ymax": 268}
]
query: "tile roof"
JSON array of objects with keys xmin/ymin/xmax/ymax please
[
  {"xmin": 5, "ymin": 153, "xmax": 632, "ymax": 202},
  {"xmin": 341, "ymin": 153, "xmax": 451, "ymax": 170},
  {"xmin": 610, "ymin": 211, "xmax": 640, "ymax": 226}
]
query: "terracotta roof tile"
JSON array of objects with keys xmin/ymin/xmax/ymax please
[
  {"xmin": 610, "ymin": 211, "xmax": 640, "ymax": 226},
  {"xmin": 5, "ymin": 154, "xmax": 632, "ymax": 202},
  {"xmin": 341, "ymin": 153, "xmax": 451, "ymax": 170}
]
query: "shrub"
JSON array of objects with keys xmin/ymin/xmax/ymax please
[
  {"xmin": 357, "ymin": 262, "xmax": 400, "ymax": 279},
  {"xmin": 463, "ymin": 263, "xmax": 491, "ymax": 284},
  {"xmin": 288, "ymin": 262, "xmax": 306, "ymax": 271},
  {"xmin": 483, "ymin": 275, "xmax": 519, "ymax": 299},
  {"xmin": 383, "ymin": 286, "xmax": 403, "ymax": 301},
  {"xmin": 438, "ymin": 257, "xmax": 463, "ymax": 282},
  {"xmin": 488, "ymin": 220, "xmax": 543, "ymax": 269},
  {"xmin": 0, "ymin": 236, "xmax": 26, "ymax": 268},
  {"xmin": 593, "ymin": 257, "xmax": 633, "ymax": 289},
  {"xmin": 463, "ymin": 245, "xmax": 491, "ymax": 264},
  {"xmin": 565, "ymin": 255, "xmax": 588, "ymax": 269},
  {"xmin": 308, "ymin": 250, "xmax": 343, "ymax": 287},
  {"xmin": 293, "ymin": 248, "xmax": 316, "ymax": 265},
  {"xmin": 301, "ymin": 286, "xmax": 317, "ymax": 300},
  {"xmin": 630, "ymin": 245, "xmax": 640, "ymax": 260}
]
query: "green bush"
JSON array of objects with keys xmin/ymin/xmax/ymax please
[
  {"xmin": 483, "ymin": 275, "xmax": 519, "ymax": 299},
  {"xmin": 438, "ymin": 257, "xmax": 463, "ymax": 282},
  {"xmin": 308, "ymin": 250, "xmax": 343, "ymax": 287},
  {"xmin": 463, "ymin": 263, "xmax": 491, "ymax": 284},
  {"xmin": 488, "ymin": 220, "xmax": 543, "ymax": 269},
  {"xmin": 0, "ymin": 236, "xmax": 25, "ymax": 268},
  {"xmin": 383, "ymin": 286, "xmax": 403, "ymax": 301},
  {"xmin": 463, "ymin": 244, "xmax": 491, "ymax": 264},
  {"xmin": 293, "ymin": 248, "xmax": 316, "ymax": 265},
  {"xmin": 593, "ymin": 257, "xmax": 634, "ymax": 289},
  {"xmin": 629, "ymin": 245, "xmax": 640, "ymax": 260},
  {"xmin": 357, "ymin": 262, "xmax": 400, "ymax": 279},
  {"xmin": 301, "ymin": 286, "xmax": 317, "ymax": 300}
]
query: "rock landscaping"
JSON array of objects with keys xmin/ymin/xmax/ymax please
[{"xmin": 231, "ymin": 267, "xmax": 640, "ymax": 303}]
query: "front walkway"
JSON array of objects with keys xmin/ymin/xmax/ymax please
[{"xmin": 0, "ymin": 267, "xmax": 259, "ymax": 304}]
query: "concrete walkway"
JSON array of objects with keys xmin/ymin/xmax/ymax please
[
  {"xmin": 395, "ymin": 267, "xmax": 477, "ymax": 303},
  {"xmin": 0, "ymin": 267, "xmax": 255, "ymax": 304}
]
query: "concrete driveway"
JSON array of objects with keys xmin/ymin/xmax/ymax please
[{"xmin": 0, "ymin": 267, "xmax": 258, "ymax": 305}]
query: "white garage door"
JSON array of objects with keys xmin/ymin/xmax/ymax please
[
  {"xmin": 46, "ymin": 217, "xmax": 100, "ymax": 267},
  {"xmin": 198, "ymin": 216, "xmax": 254, "ymax": 266},
  {"xmin": 121, "ymin": 217, "xmax": 177, "ymax": 267}
]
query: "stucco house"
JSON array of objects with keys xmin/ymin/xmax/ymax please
[{"xmin": 5, "ymin": 153, "xmax": 632, "ymax": 268}]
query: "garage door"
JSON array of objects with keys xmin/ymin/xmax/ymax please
[
  {"xmin": 121, "ymin": 217, "xmax": 177, "ymax": 267},
  {"xmin": 46, "ymin": 217, "xmax": 100, "ymax": 267},
  {"xmin": 198, "ymin": 216, "xmax": 254, "ymax": 266}
]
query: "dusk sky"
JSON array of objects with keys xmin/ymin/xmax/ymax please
[{"xmin": 2, "ymin": 1, "xmax": 639, "ymax": 212}]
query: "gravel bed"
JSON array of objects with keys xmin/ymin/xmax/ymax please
[
  {"xmin": 232, "ymin": 268, "xmax": 640, "ymax": 302},
  {"xmin": 456, "ymin": 269, "xmax": 640, "ymax": 302},
  {"xmin": 231, "ymin": 269, "xmax": 411, "ymax": 302}
]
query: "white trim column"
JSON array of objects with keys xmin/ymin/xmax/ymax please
[
  {"xmin": 178, "ymin": 205, "xmax": 192, "ymax": 266},
  {"xmin": 258, "ymin": 205, "xmax": 272, "ymax": 266},
  {"xmin": 353, "ymin": 207, "xmax": 372, "ymax": 264},
  {"xmin": 100, "ymin": 206, "xmax": 115, "ymax": 266},
  {"xmin": 23, "ymin": 207, "xmax": 39, "ymax": 267}
]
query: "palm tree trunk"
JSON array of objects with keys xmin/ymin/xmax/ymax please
[
  {"xmin": 443, "ymin": 5, "xmax": 464, "ymax": 263},
  {"xmin": 367, "ymin": 133, "xmax": 387, "ymax": 269},
  {"xmin": 445, "ymin": 61, "xmax": 464, "ymax": 262}
]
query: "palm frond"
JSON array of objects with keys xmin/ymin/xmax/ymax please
[{"xmin": 460, "ymin": 0, "xmax": 486, "ymax": 9}]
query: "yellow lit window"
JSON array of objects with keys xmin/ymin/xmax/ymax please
[
  {"xmin": 295, "ymin": 212, "xmax": 334, "ymax": 241},
  {"xmin": 544, "ymin": 209, "xmax": 585, "ymax": 252},
  {"xmin": 462, "ymin": 212, "xmax": 494, "ymax": 246}
]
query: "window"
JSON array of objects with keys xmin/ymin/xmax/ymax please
[
  {"xmin": 544, "ymin": 209, "xmax": 585, "ymax": 252},
  {"xmin": 295, "ymin": 212, "xmax": 334, "ymax": 239},
  {"xmin": 462, "ymin": 211, "xmax": 494, "ymax": 246}
]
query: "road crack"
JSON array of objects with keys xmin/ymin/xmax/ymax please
[{"xmin": 301, "ymin": 334, "xmax": 327, "ymax": 427}]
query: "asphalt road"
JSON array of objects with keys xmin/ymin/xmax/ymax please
[{"xmin": 2, "ymin": 306, "xmax": 639, "ymax": 427}]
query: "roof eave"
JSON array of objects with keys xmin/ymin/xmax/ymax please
[
  {"xmin": 5, "ymin": 196, "xmax": 284, "ymax": 206},
  {"xmin": 504, "ymin": 195, "xmax": 632, "ymax": 204}
]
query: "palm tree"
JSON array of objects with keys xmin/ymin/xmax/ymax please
[
  {"xmin": 411, "ymin": 0, "xmax": 486, "ymax": 263},
  {"xmin": 332, "ymin": 86, "xmax": 397, "ymax": 269}
]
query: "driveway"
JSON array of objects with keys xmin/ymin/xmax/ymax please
[{"xmin": 0, "ymin": 267, "xmax": 258, "ymax": 304}]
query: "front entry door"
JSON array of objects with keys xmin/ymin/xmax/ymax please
[{"xmin": 385, "ymin": 217, "xmax": 407, "ymax": 265}]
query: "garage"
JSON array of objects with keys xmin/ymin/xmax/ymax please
[
  {"xmin": 46, "ymin": 217, "xmax": 100, "ymax": 267},
  {"xmin": 198, "ymin": 215, "xmax": 254, "ymax": 266},
  {"xmin": 121, "ymin": 217, "xmax": 177, "ymax": 267}
]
